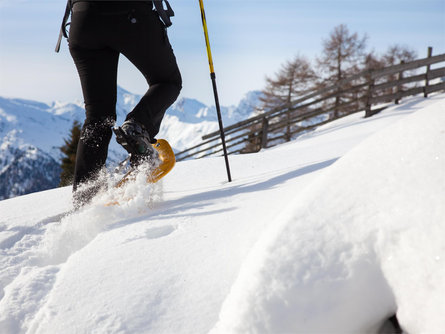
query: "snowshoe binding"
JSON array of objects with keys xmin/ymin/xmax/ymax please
[
  {"xmin": 113, "ymin": 120, "xmax": 176, "ymax": 189},
  {"xmin": 113, "ymin": 120, "xmax": 160, "ymax": 167}
]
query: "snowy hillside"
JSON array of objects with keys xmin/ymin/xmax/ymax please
[
  {"xmin": 0, "ymin": 88, "xmax": 261, "ymax": 199},
  {"xmin": 0, "ymin": 93, "xmax": 444, "ymax": 333}
]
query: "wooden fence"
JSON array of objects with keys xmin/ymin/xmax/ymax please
[{"xmin": 176, "ymin": 48, "xmax": 445, "ymax": 161}]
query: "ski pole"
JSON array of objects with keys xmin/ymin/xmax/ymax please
[{"xmin": 198, "ymin": 0, "xmax": 232, "ymax": 182}]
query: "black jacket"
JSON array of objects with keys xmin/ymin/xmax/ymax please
[{"xmin": 55, "ymin": 0, "xmax": 174, "ymax": 52}]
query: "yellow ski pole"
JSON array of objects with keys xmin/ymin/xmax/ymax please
[{"xmin": 198, "ymin": 0, "xmax": 232, "ymax": 182}]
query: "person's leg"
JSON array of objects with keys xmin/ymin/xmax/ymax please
[
  {"xmin": 116, "ymin": 6, "xmax": 182, "ymax": 139},
  {"xmin": 68, "ymin": 3, "xmax": 119, "ymax": 203}
]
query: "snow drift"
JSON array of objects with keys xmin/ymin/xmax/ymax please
[{"xmin": 212, "ymin": 98, "xmax": 445, "ymax": 333}]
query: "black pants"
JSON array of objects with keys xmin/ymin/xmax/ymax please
[{"xmin": 69, "ymin": 1, "xmax": 182, "ymax": 192}]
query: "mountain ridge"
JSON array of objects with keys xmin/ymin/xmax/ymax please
[{"xmin": 0, "ymin": 88, "xmax": 262, "ymax": 199}]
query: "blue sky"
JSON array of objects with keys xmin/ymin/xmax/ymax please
[{"xmin": 0, "ymin": 0, "xmax": 444, "ymax": 106}]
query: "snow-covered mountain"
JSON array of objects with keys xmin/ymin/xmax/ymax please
[
  {"xmin": 0, "ymin": 88, "xmax": 262, "ymax": 199},
  {"xmin": 0, "ymin": 97, "xmax": 85, "ymax": 200}
]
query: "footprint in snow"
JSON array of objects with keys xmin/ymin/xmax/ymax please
[{"xmin": 144, "ymin": 225, "xmax": 176, "ymax": 240}]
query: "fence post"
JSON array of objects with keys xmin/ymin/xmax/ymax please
[
  {"xmin": 395, "ymin": 60, "xmax": 405, "ymax": 104},
  {"xmin": 424, "ymin": 46, "xmax": 433, "ymax": 98},
  {"xmin": 365, "ymin": 77, "xmax": 375, "ymax": 118},
  {"xmin": 286, "ymin": 109, "xmax": 291, "ymax": 141},
  {"xmin": 261, "ymin": 117, "xmax": 269, "ymax": 149},
  {"xmin": 334, "ymin": 94, "xmax": 340, "ymax": 119}
]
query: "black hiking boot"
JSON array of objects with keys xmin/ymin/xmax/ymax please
[{"xmin": 114, "ymin": 120, "xmax": 160, "ymax": 167}]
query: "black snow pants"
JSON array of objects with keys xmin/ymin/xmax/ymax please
[{"xmin": 69, "ymin": 1, "xmax": 182, "ymax": 196}]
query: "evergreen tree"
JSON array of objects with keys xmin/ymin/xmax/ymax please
[{"xmin": 59, "ymin": 120, "xmax": 81, "ymax": 187}]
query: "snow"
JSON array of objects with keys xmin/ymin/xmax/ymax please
[
  {"xmin": 0, "ymin": 93, "xmax": 444, "ymax": 333},
  {"xmin": 212, "ymin": 96, "xmax": 445, "ymax": 333}
]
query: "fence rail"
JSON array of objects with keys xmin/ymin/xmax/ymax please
[{"xmin": 176, "ymin": 47, "xmax": 445, "ymax": 161}]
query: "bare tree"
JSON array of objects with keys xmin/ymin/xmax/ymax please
[
  {"xmin": 259, "ymin": 55, "xmax": 317, "ymax": 141},
  {"xmin": 360, "ymin": 50, "xmax": 387, "ymax": 109},
  {"xmin": 364, "ymin": 51, "xmax": 385, "ymax": 71},
  {"xmin": 382, "ymin": 44, "xmax": 417, "ymax": 67},
  {"xmin": 381, "ymin": 44, "xmax": 418, "ymax": 96},
  {"xmin": 317, "ymin": 24, "xmax": 368, "ymax": 117},
  {"xmin": 260, "ymin": 55, "xmax": 317, "ymax": 110}
]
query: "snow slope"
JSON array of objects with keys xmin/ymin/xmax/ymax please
[{"xmin": 0, "ymin": 93, "xmax": 444, "ymax": 333}]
